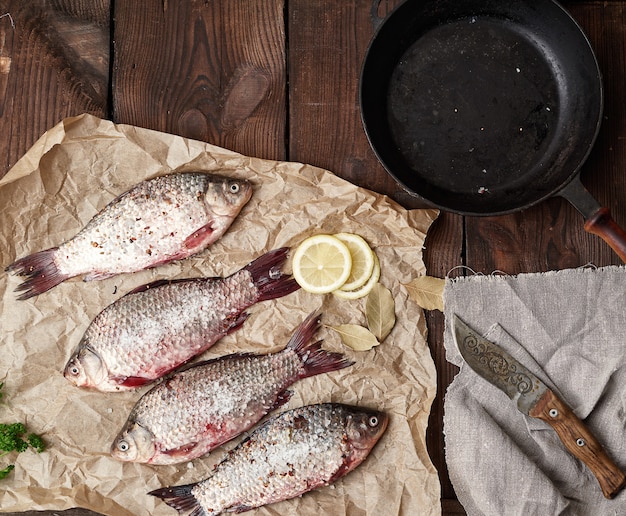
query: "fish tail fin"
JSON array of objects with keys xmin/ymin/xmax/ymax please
[
  {"xmin": 5, "ymin": 247, "xmax": 69, "ymax": 300},
  {"xmin": 244, "ymin": 247, "xmax": 300, "ymax": 302},
  {"xmin": 288, "ymin": 311, "xmax": 354, "ymax": 378},
  {"xmin": 149, "ymin": 484, "xmax": 208, "ymax": 516}
]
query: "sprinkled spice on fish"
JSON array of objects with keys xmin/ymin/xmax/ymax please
[
  {"xmin": 110, "ymin": 312, "xmax": 353, "ymax": 465},
  {"xmin": 6, "ymin": 172, "xmax": 252, "ymax": 299},
  {"xmin": 149, "ymin": 403, "xmax": 388, "ymax": 515},
  {"xmin": 63, "ymin": 248, "xmax": 299, "ymax": 392}
]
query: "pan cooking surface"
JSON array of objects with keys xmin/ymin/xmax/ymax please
[{"xmin": 387, "ymin": 17, "xmax": 560, "ymax": 198}]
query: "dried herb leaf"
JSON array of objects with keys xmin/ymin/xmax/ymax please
[
  {"xmin": 403, "ymin": 276, "xmax": 445, "ymax": 311},
  {"xmin": 366, "ymin": 283, "xmax": 396, "ymax": 341},
  {"xmin": 330, "ymin": 324, "xmax": 380, "ymax": 351}
]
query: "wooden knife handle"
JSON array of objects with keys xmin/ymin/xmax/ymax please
[{"xmin": 529, "ymin": 389, "xmax": 626, "ymax": 499}]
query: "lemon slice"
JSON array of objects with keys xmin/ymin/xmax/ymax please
[
  {"xmin": 334, "ymin": 253, "xmax": 381, "ymax": 300},
  {"xmin": 292, "ymin": 234, "xmax": 353, "ymax": 294},
  {"xmin": 334, "ymin": 233, "xmax": 375, "ymax": 291}
]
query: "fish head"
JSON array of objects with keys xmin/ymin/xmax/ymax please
[
  {"xmin": 342, "ymin": 406, "xmax": 388, "ymax": 471},
  {"xmin": 110, "ymin": 421, "xmax": 156, "ymax": 463},
  {"xmin": 63, "ymin": 346, "xmax": 108, "ymax": 389},
  {"xmin": 204, "ymin": 176, "xmax": 253, "ymax": 219}
]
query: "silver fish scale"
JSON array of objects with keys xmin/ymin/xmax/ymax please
[
  {"xmin": 131, "ymin": 350, "xmax": 304, "ymax": 460},
  {"xmin": 192, "ymin": 405, "xmax": 351, "ymax": 512},
  {"xmin": 54, "ymin": 173, "xmax": 228, "ymax": 276},
  {"xmin": 83, "ymin": 271, "xmax": 258, "ymax": 382}
]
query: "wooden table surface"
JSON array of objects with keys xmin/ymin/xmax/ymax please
[{"xmin": 2, "ymin": 1, "xmax": 626, "ymax": 515}]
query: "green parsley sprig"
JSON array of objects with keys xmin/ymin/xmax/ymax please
[{"xmin": 0, "ymin": 382, "xmax": 45, "ymax": 479}]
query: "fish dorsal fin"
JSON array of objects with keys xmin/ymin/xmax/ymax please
[
  {"xmin": 126, "ymin": 278, "xmax": 192, "ymax": 295},
  {"xmin": 127, "ymin": 279, "xmax": 170, "ymax": 294},
  {"xmin": 166, "ymin": 350, "xmax": 258, "ymax": 377}
]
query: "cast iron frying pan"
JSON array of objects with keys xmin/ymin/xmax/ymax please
[{"xmin": 360, "ymin": 0, "xmax": 626, "ymax": 261}]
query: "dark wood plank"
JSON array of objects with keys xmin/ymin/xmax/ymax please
[
  {"xmin": 0, "ymin": 0, "xmax": 110, "ymax": 179},
  {"xmin": 575, "ymin": 1, "xmax": 626, "ymax": 263},
  {"xmin": 112, "ymin": 0, "xmax": 286, "ymax": 162},
  {"xmin": 288, "ymin": 0, "xmax": 420, "ymax": 206},
  {"xmin": 423, "ymin": 213, "xmax": 464, "ymax": 510}
]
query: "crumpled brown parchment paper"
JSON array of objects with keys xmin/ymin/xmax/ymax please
[{"xmin": 0, "ymin": 114, "xmax": 440, "ymax": 516}]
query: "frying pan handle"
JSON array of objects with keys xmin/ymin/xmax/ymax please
[
  {"xmin": 559, "ymin": 179, "xmax": 626, "ymax": 263},
  {"xmin": 584, "ymin": 208, "xmax": 626, "ymax": 263}
]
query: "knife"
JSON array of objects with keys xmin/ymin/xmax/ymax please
[{"xmin": 452, "ymin": 314, "xmax": 626, "ymax": 499}]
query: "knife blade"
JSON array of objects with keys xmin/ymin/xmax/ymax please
[{"xmin": 452, "ymin": 314, "xmax": 626, "ymax": 499}]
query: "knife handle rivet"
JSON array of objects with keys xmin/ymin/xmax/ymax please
[
  {"xmin": 576, "ymin": 438, "xmax": 586, "ymax": 447},
  {"xmin": 549, "ymin": 408, "xmax": 559, "ymax": 418}
]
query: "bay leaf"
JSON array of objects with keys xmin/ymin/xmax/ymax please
[
  {"xmin": 366, "ymin": 283, "xmax": 396, "ymax": 341},
  {"xmin": 330, "ymin": 324, "xmax": 380, "ymax": 351},
  {"xmin": 403, "ymin": 276, "xmax": 445, "ymax": 311}
]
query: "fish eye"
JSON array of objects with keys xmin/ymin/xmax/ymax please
[
  {"xmin": 68, "ymin": 363, "xmax": 80, "ymax": 376},
  {"xmin": 368, "ymin": 416, "xmax": 379, "ymax": 427},
  {"xmin": 229, "ymin": 182, "xmax": 240, "ymax": 194},
  {"xmin": 118, "ymin": 440, "xmax": 130, "ymax": 452}
]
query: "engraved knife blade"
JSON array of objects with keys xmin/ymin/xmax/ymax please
[{"xmin": 452, "ymin": 314, "xmax": 626, "ymax": 499}]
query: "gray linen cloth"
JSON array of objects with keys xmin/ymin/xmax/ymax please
[{"xmin": 443, "ymin": 266, "xmax": 626, "ymax": 515}]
